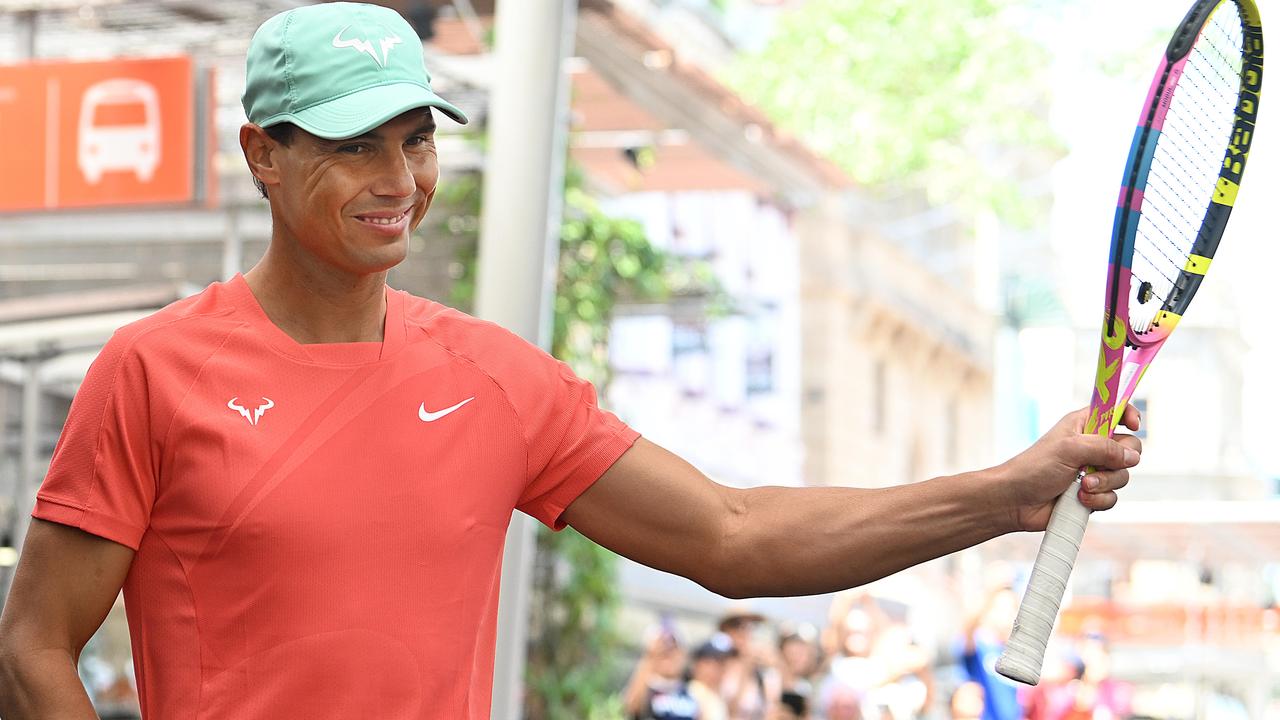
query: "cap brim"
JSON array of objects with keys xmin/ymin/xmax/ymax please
[{"xmin": 271, "ymin": 82, "xmax": 468, "ymax": 139}]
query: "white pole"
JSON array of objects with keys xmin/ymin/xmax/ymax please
[
  {"xmin": 17, "ymin": 10, "xmax": 37, "ymax": 59},
  {"xmin": 222, "ymin": 205, "xmax": 243, "ymax": 280},
  {"xmin": 475, "ymin": 1, "xmax": 578, "ymax": 717},
  {"xmin": 15, "ymin": 358, "xmax": 40, "ymax": 556}
]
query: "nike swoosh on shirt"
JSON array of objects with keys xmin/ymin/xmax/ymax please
[{"xmin": 418, "ymin": 397, "xmax": 475, "ymax": 422}]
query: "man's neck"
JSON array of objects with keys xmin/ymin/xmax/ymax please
[{"xmin": 243, "ymin": 249, "xmax": 389, "ymax": 345}]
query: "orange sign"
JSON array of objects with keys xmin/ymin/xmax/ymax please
[{"xmin": 0, "ymin": 56, "xmax": 209, "ymax": 212}]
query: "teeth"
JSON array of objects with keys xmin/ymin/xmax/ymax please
[{"xmin": 360, "ymin": 211, "xmax": 406, "ymax": 225}]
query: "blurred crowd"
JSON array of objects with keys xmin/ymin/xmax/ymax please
[{"xmin": 623, "ymin": 583, "xmax": 1134, "ymax": 720}]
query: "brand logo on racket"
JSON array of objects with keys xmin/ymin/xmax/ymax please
[
  {"xmin": 228, "ymin": 396, "xmax": 274, "ymax": 426},
  {"xmin": 1085, "ymin": 319, "xmax": 1127, "ymax": 435}
]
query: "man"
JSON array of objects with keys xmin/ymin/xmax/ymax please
[
  {"xmin": 960, "ymin": 570, "xmax": 1024, "ymax": 720},
  {"xmin": 716, "ymin": 605, "xmax": 769, "ymax": 719},
  {"xmin": 0, "ymin": 3, "xmax": 1142, "ymax": 719},
  {"xmin": 622, "ymin": 621, "xmax": 698, "ymax": 720},
  {"xmin": 688, "ymin": 634, "xmax": 738, "ymax": 720}
]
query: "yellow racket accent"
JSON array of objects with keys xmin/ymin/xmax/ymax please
[
  {"xmin": 1184, "ymin": 254, "xmax": 1212, "ymax": 274},
  {"xmin": 1214, "ymin": 177, "xmax": 1241, "ymax": 205},
  {"xmin": 1152, "ymin": 309, "xmax": 1183, "ymax": 332}
]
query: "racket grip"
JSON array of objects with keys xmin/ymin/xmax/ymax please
[{"xmin": 995, "ymin": 478, "xmax": 1091, "ymax": 685}]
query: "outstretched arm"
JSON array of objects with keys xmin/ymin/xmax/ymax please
[{"xmin": 563, "ymin": 406, "xmax": 1140, "ymax": 599}]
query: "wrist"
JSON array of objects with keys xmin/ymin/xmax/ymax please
[{"xmin": 970, "ymin": 463, "xmax": 1021, "ymax": 536}]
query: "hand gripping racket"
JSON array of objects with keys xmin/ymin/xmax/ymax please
[{"xmin": 995, "ymin": 0, "xmax": 1263, "ymax": 685}]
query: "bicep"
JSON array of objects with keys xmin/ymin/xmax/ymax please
[
  {"xmin": 0, "ymin": 518, "xmax": 135, "ymax": 659},
  {"xmin": 561, "ymin": 437, "xmax": 739, "ymax": 589}
]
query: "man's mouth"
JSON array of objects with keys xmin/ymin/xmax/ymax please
[{"xmin": 354, "ymin": 208, "xmax": 411, "ymax": 225}]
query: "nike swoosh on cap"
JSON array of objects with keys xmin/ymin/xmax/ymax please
[{"xmin": 419, "ymin": 397, "xmax": 475, "ymax": 422}]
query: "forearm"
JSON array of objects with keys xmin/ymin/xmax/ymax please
[
  {"xmin": 714, "ymin": 468, "xmax": 1014, "ymax": 598},
  {"xmin": 0, "ymin": 647, "xmax": 99, "ymax": 719}
]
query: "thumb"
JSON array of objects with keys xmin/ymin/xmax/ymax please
[{"xmin": 1068, "ymin": 434, "xmax": 1140, "ymax": 470}]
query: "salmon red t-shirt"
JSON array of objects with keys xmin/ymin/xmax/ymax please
[{"xmin": 32, "ymin": 274, "xmax": 641, "ymax": 719}]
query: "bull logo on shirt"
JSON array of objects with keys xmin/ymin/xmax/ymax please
[{"xmin": 227, "ymin": 397, "xmax": 274, "ymax": 426}]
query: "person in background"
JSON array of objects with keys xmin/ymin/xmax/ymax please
[
  {"xmin": 1020, "ymin": 640, "xmax": 1086, "ymax": 720},
  {"xmin": 768, "ymin": 621, "xmax": 822, "ymax": 716},
  {"xmin": 689, "ymin": 634, "xmax": 737, "ymax": 720},
  {"xmin": 770, "ymin": 689, "xmax": 809, "ymax": 720},
  {"xmin": 1022, "ymin": 634, "xmax": 1133, "ymax": 720},
  {"xmin": 870, "ymin": 618, "xmax": 932, "ymax": 719},
  {"xmin": 817, "ymin": 592, "xmax": 932, "ymax": 720},
  {"xmin": 624, "ymin": 618, "xmax": 700, "ymax": 720},
  {"xmin": 959, "ymin": 580, "xmax": 1022, "ymax": 720},
  {"xmin": 950, "ymin": 682, "xmax": 986, "ymax": 720},
  {"xmin": 718, "ymin": 606, "xmax": 771, "ymax": 720},
  {"xmin": 1073, "ymin": 633, "xmax": 1132, "ymax": 720},
  {"xmin": 818, "ymin": 677, "xmax": 868, "ymax": 720}
]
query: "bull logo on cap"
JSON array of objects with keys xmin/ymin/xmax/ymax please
[{"xmin": 331, "ymin": 24, "xmax": 402, "ymax": 68}]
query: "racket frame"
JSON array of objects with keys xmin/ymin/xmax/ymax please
[{"xmin": 995, "ymin": 0, "xmax": 1263, "ymax": 685}]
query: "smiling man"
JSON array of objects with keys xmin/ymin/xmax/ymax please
[{"xmin": 0, "ymin": 3, "xmax": 1143, "ymax": 719}]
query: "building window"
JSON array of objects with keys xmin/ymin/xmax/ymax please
[
  {"xmin": 1130, "ymin": 398, "xmax": 1148, "ymax": 439},
  {"xmin": 746, "ymin": 346, "xmax": 773, "ymax": 395}
]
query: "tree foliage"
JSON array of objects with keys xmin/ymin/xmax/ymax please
[{"xmin": 722, "ymin": 0, "xmax": 1062, "ymax": 223}]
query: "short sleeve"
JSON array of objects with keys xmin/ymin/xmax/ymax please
[
  {"xmin": 418, "ymin": 308, "xmax": 642, "ymax": 530},
  {"xmin": 512, "ymin": 355, "xmax": 641, "ymax": 529},
  {"xmin": 33, "ymin": 333, "xmax": 158, "ymax": 550}
]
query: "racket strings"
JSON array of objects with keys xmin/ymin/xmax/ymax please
[{"xmin": 1128, "ymin": 4, "xmax": 1244, "ymax": 334}]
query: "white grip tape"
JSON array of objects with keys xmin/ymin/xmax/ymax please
[{"xmin": 995, "ymin": 479, "xmax": 1091, "ymax": 685}]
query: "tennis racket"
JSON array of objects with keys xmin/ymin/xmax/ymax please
[{"xmin": 995, "ymin": 0, "xmax": 1264, "ymax": 685}]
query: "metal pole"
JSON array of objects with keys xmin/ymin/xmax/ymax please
[
  {"xmin": 223, "ymin": 204, "xmax": 243, "ymax": 279},
  {"xmin": 17, "ymin": 10, "xmax": 38, "ymax": 59},
  {"xmin": 15, "ymin": 358, "xmax": 40, "ymax": 556},
  {"xmin": 476, "ymin": 1, "xmax": 578, "ymax": 717},
  {"xmin": 0, "ymin": 376, "xmax": 12, "ymax": 606}
]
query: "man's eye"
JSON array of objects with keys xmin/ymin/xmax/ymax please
[
  {"xmin": 337, "ymin": 144, "xmax": 366, "ymax": 154},
  {"xmin": 407, "ymin": 135, "xmax": 434, "ymax": 147}
]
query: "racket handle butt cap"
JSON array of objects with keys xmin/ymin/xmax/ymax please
[{"xmin": 994, "ymin": 654, "xmax": 1041, "ymax": 686}]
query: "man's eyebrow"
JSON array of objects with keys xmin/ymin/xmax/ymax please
[{"xmin": 321, "ymin": 120, "xmax": 435, "ymax": 147}]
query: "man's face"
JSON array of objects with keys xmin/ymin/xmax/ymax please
[
  {"xmin": 269, "ymin": 109, "xmax": 438, "ymax": 276},
  {"xmin": 723, "ymin": 619, "xmax": 749, "ymax": 644},
  {"xmin": 691, "ymin": 656, "xmax": 727, "ymax": 687}
]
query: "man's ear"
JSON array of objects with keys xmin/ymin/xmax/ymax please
[{"xmin": 240, "ymin": 123, "xmax": 281, "ymax": 190}]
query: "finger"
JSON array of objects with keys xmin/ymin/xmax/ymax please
[
  {"xmin": 1114, "ymin": 433, "xmax": 1143, "ymax": 458},
  {"xmin": 1077, "ymin": 487, "xmax": 1118, "ymax": 511},
  {"xmin": 1081, "ymin": 468, "xmax": 1129, "ymax": 493},
  {"xmin": 1060, "ymin": 406, "xmax": 1091, "ymax": 433},
  {"xmin": 1120, "ymin": 403, "xmax": 1142, "ymax": 432},
  {"xmin": 1068, "ymin": 434, "xmax": 1140, "ymax": 470}
]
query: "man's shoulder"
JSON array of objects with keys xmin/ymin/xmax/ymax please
[
  {"xmin": 400, "ymin": 290, "xmax": 547, "ymax": 365},
  {"xmin": 104, "ymin": 280, "xmax": 242, "ymax": 363}
]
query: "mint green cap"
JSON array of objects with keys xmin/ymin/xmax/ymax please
[{"xmin": 243, "ymin": 2, "xmax": 467, "ymax": 139}]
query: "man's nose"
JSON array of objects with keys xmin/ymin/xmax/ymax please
[{"xmin": 370, "ymin": 149, "xmax": 416, "ymax": 197}]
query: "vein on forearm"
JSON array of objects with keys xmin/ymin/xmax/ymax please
[{"xmin": 718, "ymin": 472, "xmax": 1009, "ymax": 598}]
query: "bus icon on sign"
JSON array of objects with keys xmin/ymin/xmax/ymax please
[{"xmin": 77, "ymin": 78, "xmax": 161, "ymax": 184}]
